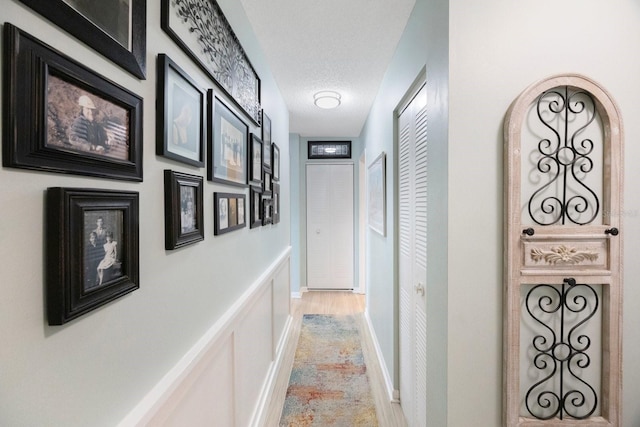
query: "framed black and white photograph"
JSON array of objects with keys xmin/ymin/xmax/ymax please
[
  {"xmin": 272, "ymin": 143, "xmax": 280, "ymax": 181},
  {"xmin": 46, "ymin": 188, "xmax": 139, "ymax": 325},
  {"xmin": 249, "ymin": 133, "xmax": 263, "ymax": 188},
  {"xmin": 214, "ymin": 192, "xmax": 246, "ymax": 235},
  {"xmin": 250, "ymin": 187, "xmax": 263, "ymax": 229},
  {"xmin": 272, "ymin": 182, "xmax": 280, "ymax": 224},
  {"xmin": 368, "ymin": 152, "xmax": 387, "ymax": 236},
  {"xmin": 161, "ymin": 0, "xmax": 260, "ymax": 124},
  {"xmin": 208, "ymin": 93, "xmax": 249, "ymax": 187},
  {"xmin": 17, "ymin": 0, "xmax": 146, "ymax": 79},
  {"xmin": 262, "ymin": 111, "xmax": 272, "ymax": 172},
  {"xmin": 263, "ymin": 171, "xmax": 272, "ymax": 196},
  {"xmin": 3, "ymin": 24, "xmax": 143, "ymax": 181},
  {"xmin": 164, "ymin": 170, "xmax": 205, "ymax": 250},
  {"xmin": 157, "ymin": 54, "xmax": 205, "ymax": 167},
  {"xmin": 262, "ymin": 197, "xmax": 273, "ymax": 226}
]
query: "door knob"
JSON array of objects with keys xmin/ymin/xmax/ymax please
[
  {"xmin": 522, "ymin": 228, "xmax": 535, "ymax": 236},
  {"xmin": 415, "ymin": 283, "xmax": 425, "ymax": 296}
]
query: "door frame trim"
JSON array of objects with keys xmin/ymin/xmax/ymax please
[
  {"xmin": 393, "ymin": 67, "xmax": 427, "ymax": 408},
  {"xmin": 304, "ymin": 162, "xmax": 355, "ymax": 290}
]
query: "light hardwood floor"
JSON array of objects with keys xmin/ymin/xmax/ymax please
[{"xmin": 263, "ymin": 291, "xmax": 406, "ymax": 426}]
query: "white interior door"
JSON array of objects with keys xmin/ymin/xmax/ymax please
[
  {"xmin": 306, "ymin": 163, "xmax": 354, "ymax": 289},
  {"xmin": 398, "ymin": 83, "xmax": 428, "ymax": 426}
]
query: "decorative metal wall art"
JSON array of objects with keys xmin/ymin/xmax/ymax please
[
  {"xmin": 527, "ymin": 87, "xmax": 600, "ymax": 226},
  {"xmin": 504, "ymin": 74, "xmax": 623, "ymax": 427},
  {"xmin": 162, "ymin": 0, "xmax": 261, "ymax": 125},
  {"xmin": 524, "ymin": 278, "xmax": 599, "ymax": 420}
]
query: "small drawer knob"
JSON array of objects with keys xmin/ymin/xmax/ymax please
[{"xmin": 605, "ymin": 227, "xmax": 619, "ymax": 236}]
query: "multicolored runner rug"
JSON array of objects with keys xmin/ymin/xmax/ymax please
[{"xmin": 279, "ymin": 314, "xmax": 379, "ymax": 426}]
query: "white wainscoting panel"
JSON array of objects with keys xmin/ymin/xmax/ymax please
[
  {"xmin": 235, "ymin": 283, "xmax": 274, "ymax": 427},
  {"xmin": 117, "ymin": 247, "xmax": 292, "ymax": 427},
  {"xmin": 151, "ymin": 333, "xmax": 236, "ymax": 426},
  {"xmin": 272, "ymin": 259, "xmax": 291, "ymax": 358}
]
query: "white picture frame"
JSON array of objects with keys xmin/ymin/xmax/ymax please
[{"xmin": 368, "ymin": 152, "xmax": 386, "ymax": 236}]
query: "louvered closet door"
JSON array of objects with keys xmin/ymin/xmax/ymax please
[{"xmin": 398, "ymin": 83, "xmax": 427, "ymax": 427}]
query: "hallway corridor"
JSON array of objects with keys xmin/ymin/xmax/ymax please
[{"xmin": 264, "ymin": 292, "xmax": 406, "ymax": 426}]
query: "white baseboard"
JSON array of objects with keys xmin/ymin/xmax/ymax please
[
  {"xmin": 292, "ymin": 286, "xmax": 308, "ymax": 299},
  {"xmin": 364, "ymin": 310, "xmax": 400, "ymax": 403}
]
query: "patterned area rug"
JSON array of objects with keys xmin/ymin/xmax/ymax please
[{"xmin": 279, "ymin": 314, "xmax": 379, "ymax": 426}]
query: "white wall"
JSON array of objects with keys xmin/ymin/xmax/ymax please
[
  {"xmin": 0, "ymin": 1, "xmax": 290, "ymax": 425},
  {"xmin": 448, "ymin": 1, "xmax": 640, "ymax": 426}
]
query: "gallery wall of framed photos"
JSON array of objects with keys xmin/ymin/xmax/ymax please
[{"xmin": 1, "ymin": 1, "xmax": 291, "ymax": 425}]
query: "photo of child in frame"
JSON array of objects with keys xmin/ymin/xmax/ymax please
[{"xmin": 83, "ymin": 210, "xmax": 124, "ymax": 291}]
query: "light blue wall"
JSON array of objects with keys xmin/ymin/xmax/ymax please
[
  {"xmin": 289, "ymin": 135, "xmax": 364, "ymax": 294},
  {"xmin": 359, "ymin": 0, "xmax": 448, "ymax": 425},
  {"xmin": 0, "ymin": 1, "xmax": 289, "ymax": 425}
]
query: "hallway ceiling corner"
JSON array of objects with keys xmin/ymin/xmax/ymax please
[{"xmin": 239, "ymin": 0, "xmax": 416, "ymax": 138}]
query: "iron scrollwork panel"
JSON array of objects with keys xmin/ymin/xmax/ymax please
[
  {"xmin": 527, "ymin": 87, "xmax": 601, "ymax": 226},
  {"xmin": 524, "ymin": 278, "xmax": 599, "ymax": 420}
]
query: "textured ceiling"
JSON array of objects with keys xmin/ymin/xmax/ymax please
[{"xmin": 240, "ymin": 0, "xmax": 416, "ymax": 137}]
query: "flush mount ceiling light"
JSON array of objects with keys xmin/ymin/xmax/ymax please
[{"xmin": 314, "ymin": 91, "xmax": 341, "ymax": 109}]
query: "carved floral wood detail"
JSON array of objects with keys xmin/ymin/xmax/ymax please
[{"xmin": 530, "ymin": 245, "xmax": 599, "ymax": 265}]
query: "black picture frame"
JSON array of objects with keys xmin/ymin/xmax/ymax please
[
  {"xmin": 272, "ymin": 143, "xmax": 280, "ymax": 181},
  {"xmin": 161, "ymin": 0, "xmax": 261, "ymax": 125},
  {"xmin": 262, "ymin": 111, "xmax": 272, "ymax": 172},
  {"xmin": 157, "ymin": 54, "xmax": 205, "ymax": 167},
  {"xmin": 249, "ymin": 133, "xmax": 263, "ymax": 188},
  {"xmin": 272, "ymin": 182, "xmax": 280, "ymax": 224},
  {"xmin": 3, "ymin": 24, "xmax": 144, "ymax": 181},
  {"xmin": 262, "ymin": 197, "xmax": 273, "ymax": 226},
  {"xmin": 164, "ymin": 170, "xmax": 205, "ymax": 250},
  {"xmin": 263, "ymin": 171, "xmax": 272, "ymax": 196},
  {"xmin": 207, "ymin": 93, "xmax": 249, "ymax": 187},
  {"xmin": 250, "ymin": 187, "xmax": 263, "ymax": 229},
  {"xmin": 16, "ymin": 0, "xmax": 146, "ymax": 79},
  {"xmin": 214, "ymin": 192, "xmax": 246, "ymax": 235},
  {"xmin": 46, "ymin": 187, "xmax": 139, "ymax": 325},
  {"xmin": 308, "ymin": 140, "xmax": 352, "ymax": 159}
]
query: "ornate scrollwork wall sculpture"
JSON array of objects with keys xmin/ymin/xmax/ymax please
[{"xmin": 527, "ymin": 87, "xmax": 600, "ymax": 226}]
